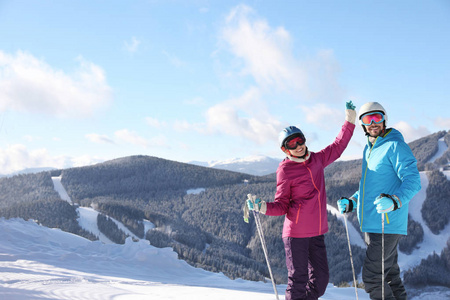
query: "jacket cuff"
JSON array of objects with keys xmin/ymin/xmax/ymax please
[
  {"xmin": 259, "ymin": 201, "xmax": 267, "ymax": 214},
  {"xmin": 345, "ymin": 109, "xmax": 356, "ymax": 124}
]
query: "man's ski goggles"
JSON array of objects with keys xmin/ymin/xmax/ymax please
[
  {"xmin": 285, "ymin": 136, "xmax": 305, "ymax": 150},
  {"xmin": 360, "ymin": 112, "xmax": 385, "ymax": 126}
]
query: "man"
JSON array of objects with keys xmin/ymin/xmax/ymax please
[
  {"xmin": 247, "ymin": 101, "xmax": 356, "ymax": 300},
  {"xmin": 337, "ymin": 102, "xmax": 421, "ymax": 300}
]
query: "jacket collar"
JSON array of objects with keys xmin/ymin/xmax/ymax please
[{"xmin": 286, "ymin": 151, "xmax": 311, "ymax": 163}]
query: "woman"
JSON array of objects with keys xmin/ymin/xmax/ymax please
[{"xmin": 247, "ymin": 101, "xmax": 356, "ymax": 300}]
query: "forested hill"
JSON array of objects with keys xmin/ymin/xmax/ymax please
[
  {"xmin": 59, "ymin": 155, "xmax": 270, "ymax": 200},
  {"xmin": 0, "ymin": 130, "xmax": 448, "ymax": 289}
]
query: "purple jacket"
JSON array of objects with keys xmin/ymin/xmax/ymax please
[{"xmin": 266, "ymin": 121, "xmax": 355, "ymax": 238}]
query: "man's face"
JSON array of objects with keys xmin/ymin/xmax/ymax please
[{"xmin": 364, "ymin": 122, "xmax": 384, "ymax": 137}]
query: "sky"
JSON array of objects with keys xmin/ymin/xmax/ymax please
[{"xmin": 0, "ymin": 0, "xmax": 449, "ymax": 174}]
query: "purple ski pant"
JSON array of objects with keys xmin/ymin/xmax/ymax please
[{"xmin": 283, "ymin": 235, "xmax": 329, "ymax": 300}]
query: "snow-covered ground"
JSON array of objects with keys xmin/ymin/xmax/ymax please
[
  {"xmin": 429, "ymin": 137, "xmax": 448, "ymax": 163},
  {"xmin": 400, "ymin": 172, "xmax": 450, "ymax": 270},
  {"xmin": 0, "ymin": 218, "xmax": 372, "ymax": 300},
  {"xmin": 51, "ymin": 176, "xmax": 72, "ymax": 204},
  {"xmin": 328, "ymin": 204, "xmax": 366, "ymax": 249}
]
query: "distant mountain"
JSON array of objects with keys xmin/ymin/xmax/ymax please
[
  {"xmin": 190, "ymin": 155, "xmax": 281, "ymax": 176},
  {"xmin": 0, "ymin": 167, "xmax": 57, "ymax": 178}
]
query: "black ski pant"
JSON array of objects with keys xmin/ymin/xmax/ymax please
[
  {"xmin": 283, "ymin": 235, "xmax": 329, "ymax": 300},
  {"xmin": 363, "ymin": 232, "xmax": 407, "ymax": 300}
]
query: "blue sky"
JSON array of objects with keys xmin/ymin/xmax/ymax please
[{"xmin": 0, "ymin": 0, "xmax": 449, "ymax": 173}]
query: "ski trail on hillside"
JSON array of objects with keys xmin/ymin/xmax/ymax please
[
  {"xmin": 327, "ymin": 204, "xmax": 365, "ymax": 248},
  {"xmin": 399, "ymin": 171, "xmax": 450, "ymax": 271},
  {"xmin": 77, "ymin": 207, "xmax": 114, "ymax": 244},
  {"xmin": 51, "ymin": 175, "xmax": 155, "ymax": 244},
  {"xmin": 51, "ymin": 175, "xmax": 72, "ymax": 204},
  {"xmin": 429, "ymin": 137, "xmax": 448, "ymax": 163}
]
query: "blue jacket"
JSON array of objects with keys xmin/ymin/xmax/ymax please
[{"xmin": 351, "ymin": 128, "xmax": 421, "ymax": 235}]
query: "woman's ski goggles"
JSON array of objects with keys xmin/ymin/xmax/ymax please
[
  {"xmin": 360, "ymin": 112, "xmax": 385, "ymax": 126},
  {"xmin": 284, "ymin": 136, "xmax": 305, "ymax": 150}
]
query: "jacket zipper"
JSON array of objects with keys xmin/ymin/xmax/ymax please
[
  {"xmin": 360, "ymin": 137, "xmax": 377, "ymax": 231},
  {"xmin": 304, "ymin": 162, "xmax": 321, "ymax": 234}
]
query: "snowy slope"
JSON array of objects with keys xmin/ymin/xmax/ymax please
[
  {"xmin": 51, "ymin": 175, "xmax": 72, "ymax": 204},
  {"xmin": 328, "ymin": 204, "xmax": 366, "ymax": 249},
  {"xmin": 399, "ymin": 172, "xmax": 450, "ymax": 270},
  {"xmin": 0, "ymin": 218, "xmax": 373, "ymax": 300}
]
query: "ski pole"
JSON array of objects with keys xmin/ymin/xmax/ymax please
[
  {"xmin": 244, "ymin": 194, "xmax": 279, "ymax": 300},
  {"xmin": 252, "ymin": 209, "xmax": 279, "ymax": 300},
  {"xmin": 381, "ymin": 213, "xmax": 385, "ymax": 300},
  {"xmin": 344, "ymin": 214, "xmax": 359, "ymax": 300}
]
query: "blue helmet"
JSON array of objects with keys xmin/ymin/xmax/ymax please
[{"xmin": 278, "ymin": 126, "xmax": 306, "ymax": 148}]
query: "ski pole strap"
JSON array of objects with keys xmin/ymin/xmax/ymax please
[
  {"xmin": 339, "ymin": 197, "xmax": 354, "ymax": 213},
  {"xmin": 380, "ymin": 193, "xmax": 401, "ymax": 211}
]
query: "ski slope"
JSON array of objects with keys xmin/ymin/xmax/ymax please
[{"xmin": 0, "ymin": 217, "xmax": 372, "ymax": 300}]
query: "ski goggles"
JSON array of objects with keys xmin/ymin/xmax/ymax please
[
  {"xmin": 284, "ymin": 136, "xmax": 305, "ymax": 150},
  {"xmin": 360, "ymin": 112, "xmax": 385, "ymax": 126}
]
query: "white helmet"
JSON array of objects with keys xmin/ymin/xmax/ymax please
[{"xmin": 358, "ymin": 102, "xmax": 388, "ymax": 127}]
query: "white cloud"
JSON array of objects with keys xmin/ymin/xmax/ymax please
[
  {"xmin": 393, "ymin": 121, "xmax": 431, "ymax": 143},
  {"xmin": 0, "ymin": 51, "xmax": 112, "ymax": 117},
  {"xmin": 124, "ymin": 37, "xmax": 141, "ymax": 53},
  {"xmin": 23, "ymin": 135, "xmax": 39, "ymax": 142},
  {"xmin": 221, "ymin": 5, "xmax": 306, "ymax": 92},
  {"xmin": 114, "ymin": 129, "xmax": 168, "ymax": 148},
  {"xmin": 173, "ymin": 120, "xmax": 200, "ymax": 132},
  {"xmin": 0, "ymin": 144, "xmax": 102, "ymax": 174},
  {"xmin": 220, "ymin": 5, "xmax": 344, "ymax": 102},
  {"xmin": 173, "ymin": 87, "xmax": 284, "ymax": 144},
  {"xmin": 204, "ymin": 87, "xmax": 283, "ymax": 144},
  {"xmin": 115, "ymin": 129, "xmax": 149, "ymax": 147},
  {"xmin": 434, "ymin": 117, "xmax": 450, "ymax": 129},
  {"xmin": 85, "ymin": 133, "xmax": 115, "ymax": 144},
  {"xmin": 145, "ymin": 117, "xmax": 166, "ymax": 128},
  {"xmin": 162, "ymin": 50, "xmax": 186, "ymax": 68},
  {"xmin": 148, "ymin": 134, "xmax": 169, "ymax": 148},
  {"xmin": 300, "ymin": 104, "xmax": 342, "ymax": 129}
]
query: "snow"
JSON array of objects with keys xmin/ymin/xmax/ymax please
[
  {"xmin": 0, "ymin": 176, "xmax": 372, "ymax": 300},
  {"xmin": 0, "ymin": 218, "xmax": 372, "ymax": 300},
  {"xmin": 51, "ymin": 176, "xmax": 72, "ymax": 204},
  {"xmin": 444, "ymin": 170, "xmax": 450, "ymax": 180},
  {"xmin": 186, "ymin": 188, "xmax": 206, "ymax": 195},
  {"xmin": 77, "ymin": 207, "xmax": 113, "ymax": 244},
  {"xmin": 429, "ymin": 137, "xmax": 448, "ymax": 163},
  {"xmin": 327, "ymin": 204, "xmax": 366, "ymax": 249},
  {"xmin": 399, "ymin": 172, "xmax": 450, "ymax": 270}
]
